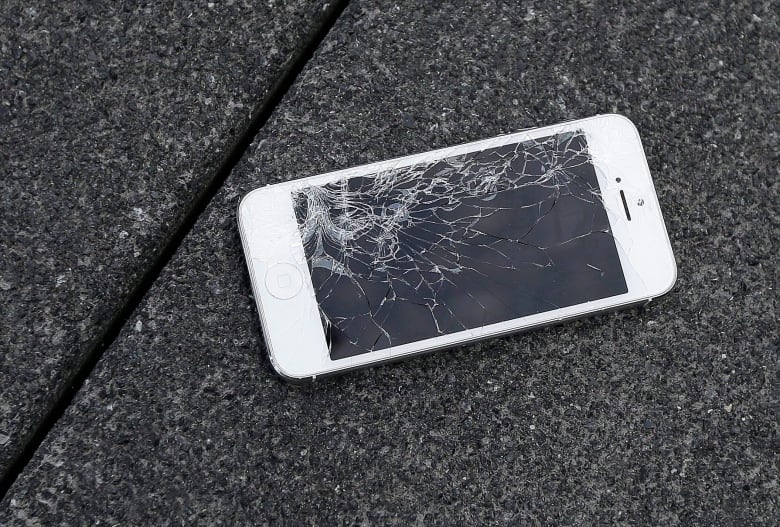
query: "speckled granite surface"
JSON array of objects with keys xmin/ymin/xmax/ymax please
[
  {"xmin": 0, "ymin": 1, "xmax": 329, "ymax": 472},
  {"xmin": 2, "ymin": 0, "xmax": 778, "ymax": 524}
]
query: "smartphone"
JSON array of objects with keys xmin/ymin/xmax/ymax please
[{"xmin": 238, "ymin": 114, "xmax": 676, "ymax": 379}]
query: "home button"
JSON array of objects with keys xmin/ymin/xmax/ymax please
[{"xmin": 265, "ymin": 263, "xmax": 303, "ymax": 300}]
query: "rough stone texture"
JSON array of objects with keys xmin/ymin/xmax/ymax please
[
  {"xmin": 0, "ymin": 1, "xmax": 329, "ymax": 472},
  {"xmin": 3, "ymin": 0, "xmax": 779, "ymax": 524}
]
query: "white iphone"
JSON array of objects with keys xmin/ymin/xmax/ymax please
[{"xmin": 238, "ymin": 114, "xmax": 676, "ymax": 380}]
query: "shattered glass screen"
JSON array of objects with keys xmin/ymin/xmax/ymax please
[{"xmin": 293, "ymin": 131, "xmax": 628, "ymax": 359}]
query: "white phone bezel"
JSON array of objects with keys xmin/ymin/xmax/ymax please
[{"xmin": 238, "ymin": 114, "xmax": 677, "ymax": 379}]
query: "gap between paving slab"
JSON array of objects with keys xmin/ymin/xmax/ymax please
[{"xmin": 0, "ymin": 0, "xmax": 350, "ymax": 498}]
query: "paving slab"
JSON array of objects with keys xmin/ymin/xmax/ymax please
[
  {"xmin": 0, "ymin": 1, "xmax": 331, "ymax": 472},
  {"xmin": 3, "ymin": 0, "xmax": 778, "ymax": 524}
]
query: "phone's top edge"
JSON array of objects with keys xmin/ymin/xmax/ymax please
[
  {"xmin": 602, "ymin": 115, "xmax": 678, "ymax": 296},
  {"xmin": 587, "ymin": 115, "xmax": 676, "ymax": 295}
]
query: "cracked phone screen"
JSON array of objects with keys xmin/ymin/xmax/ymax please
[{"xmin": 292, "ymin": 131, "xmax": 628, "ymax": 359}]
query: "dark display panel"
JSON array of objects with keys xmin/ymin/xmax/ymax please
[{"xmin": 293, "ymin": 132, "xmax": 628, "ymax": 359}]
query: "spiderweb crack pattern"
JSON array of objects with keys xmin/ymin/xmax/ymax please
[{"xmin": 293, "ymin": 131, "xmax": 627, "ymax": 359}]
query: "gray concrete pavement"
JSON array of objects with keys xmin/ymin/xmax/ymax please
[
  {"xmin": 2, "ymin": 0, "xmax": 778, "ymax": 524},
  {"xmin": 0, "ymin": 0, "xmax": 330, "ymax": 473}
]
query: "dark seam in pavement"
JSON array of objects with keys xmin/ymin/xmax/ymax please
[{"xmin": 0, "ymin": 0, "xmax": 351, "ymax": 501}]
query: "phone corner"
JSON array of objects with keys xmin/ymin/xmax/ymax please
[
  {"xmin": 266, "ymin": 349, "xmax": 316, "ymax": 383},
  {"xmin": 663, "ymin": 260, "xmax": 678, "ymax": 295},
  {"xmin": 651, "ymin": 259, "xmax": 678, "ymax": 300},
  {"xmin": 237, "ymin": 187, "xmax": 265, "ymax": 220},
  {"xmin": 596, "ymin": 113, "xmax": 640, "ymax": 133}
]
